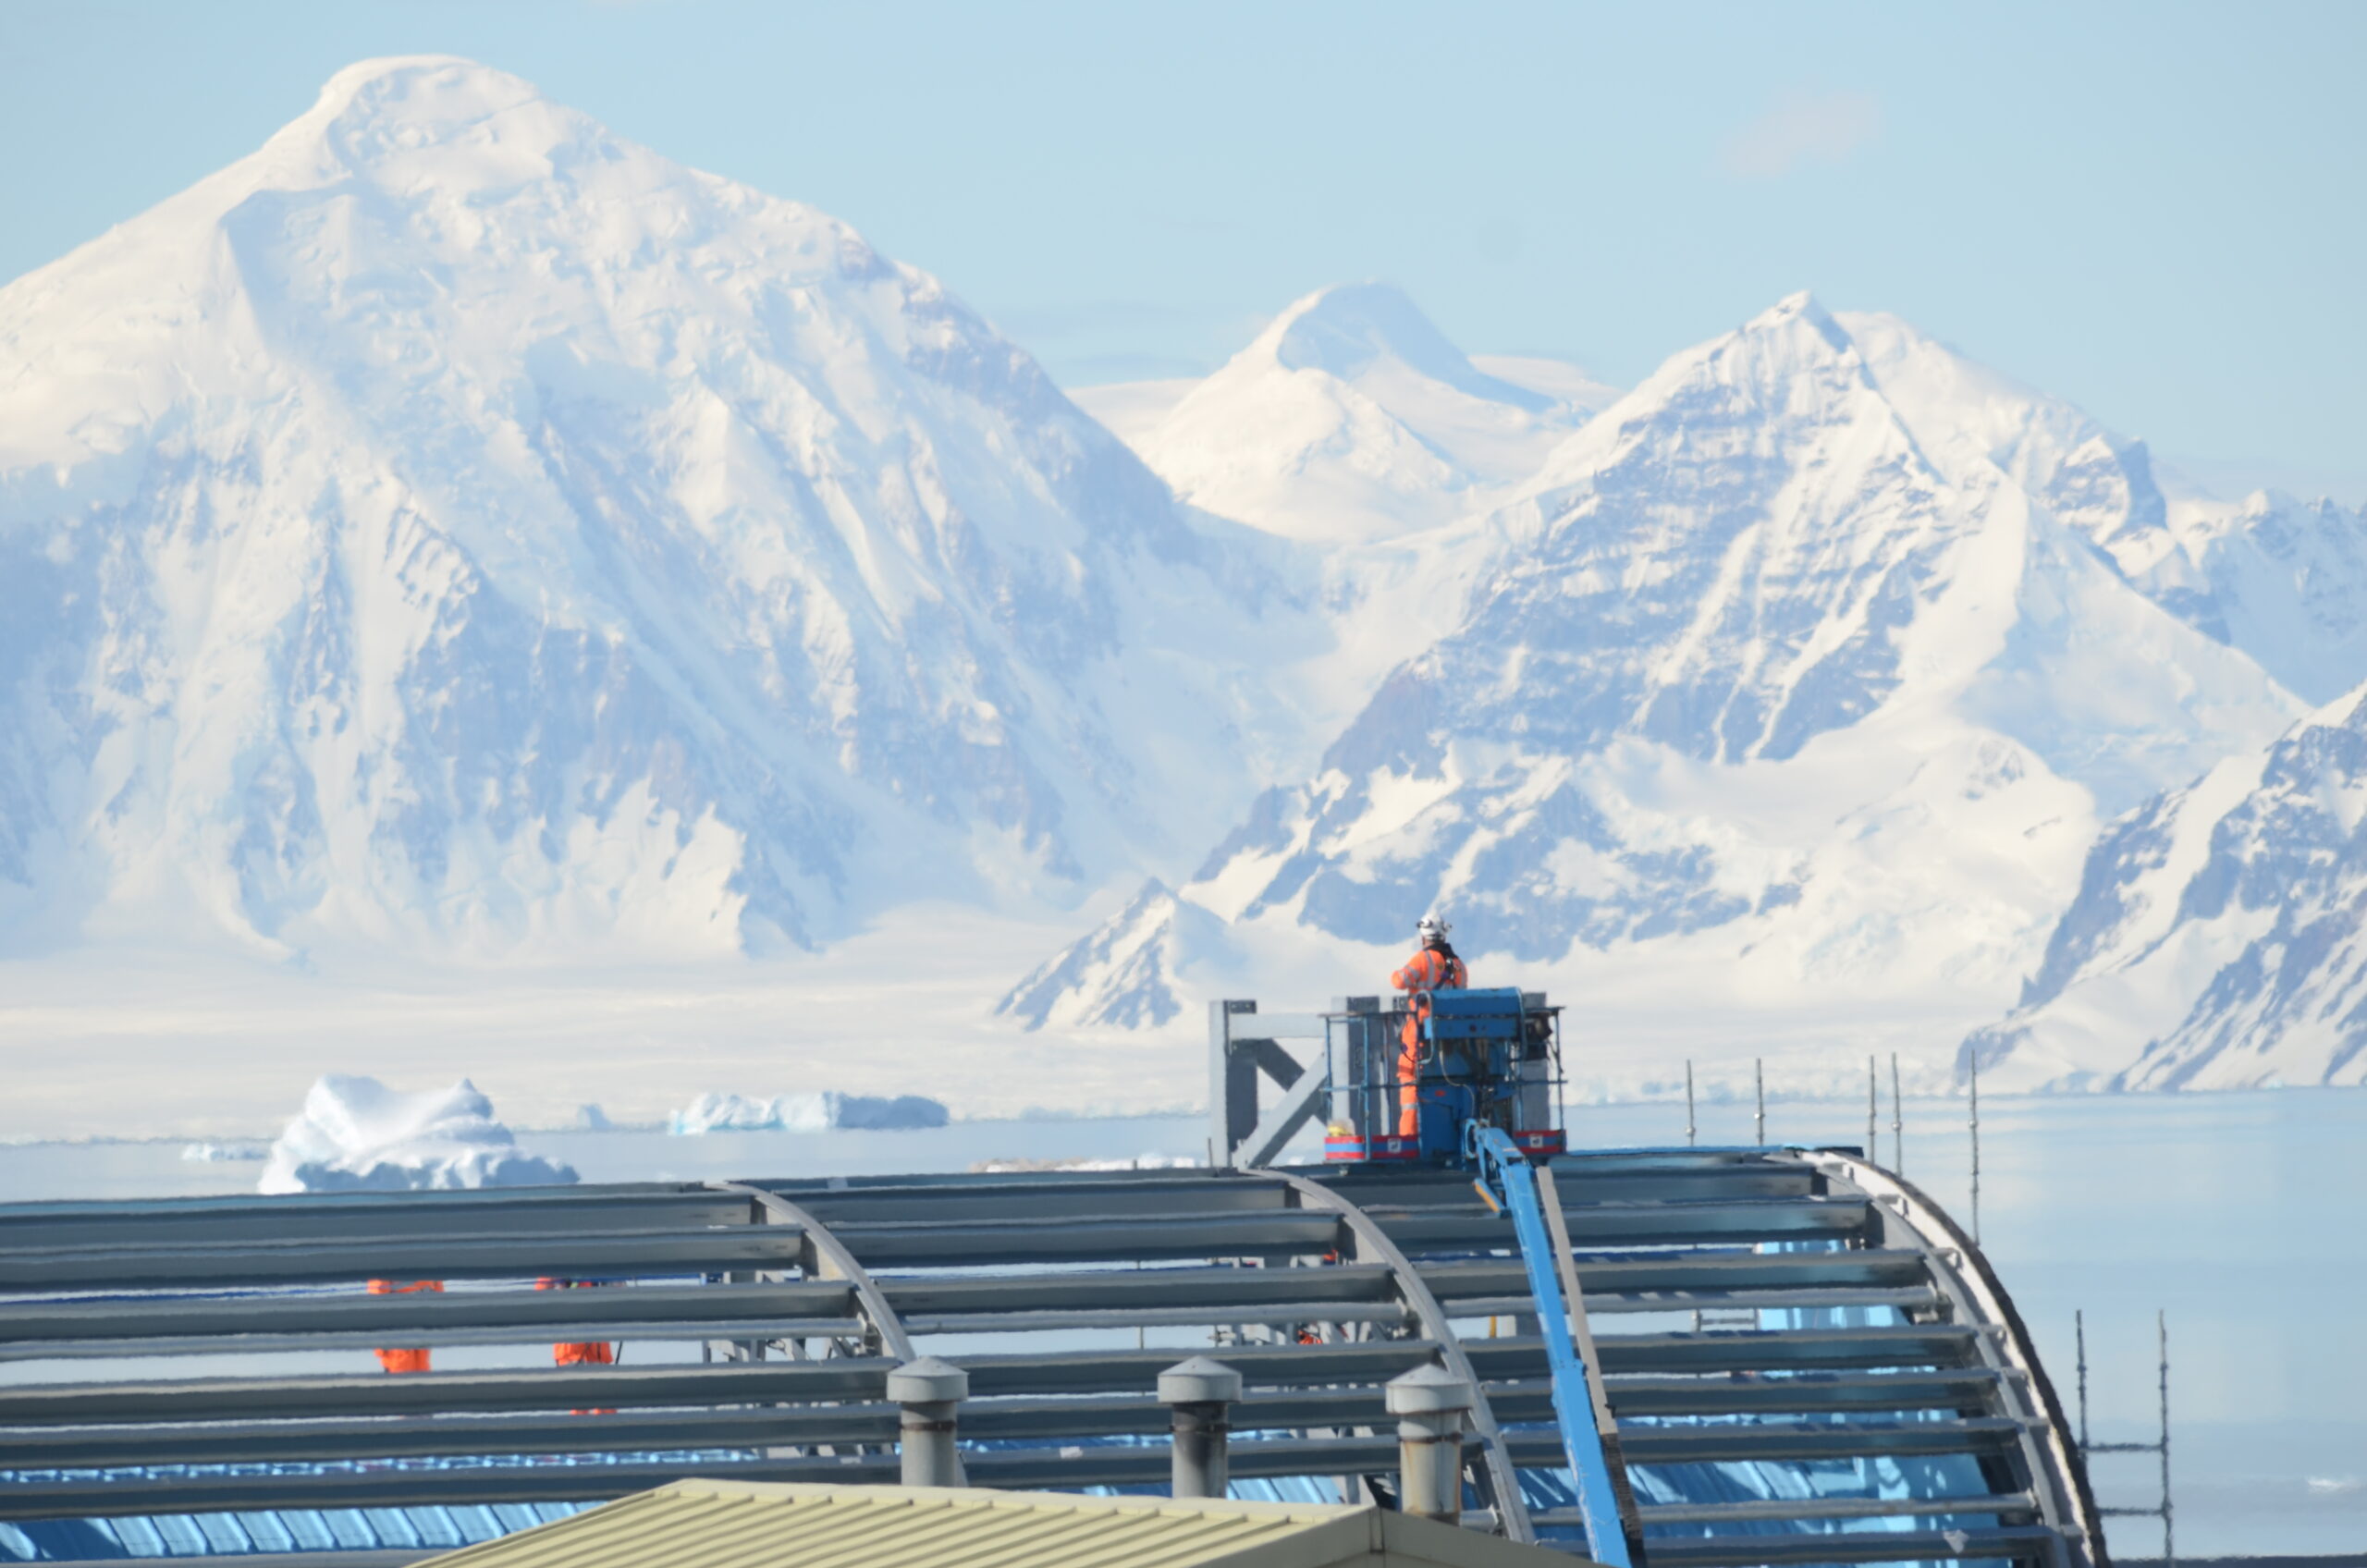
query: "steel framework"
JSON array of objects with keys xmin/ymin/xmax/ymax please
[{"xmin": 0, "ymin": 1136, "xmax": 2105, "ymax": 1568}]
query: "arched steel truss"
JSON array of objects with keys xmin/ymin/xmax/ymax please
[
  {"xmin": 1266, "ymin": 1167, "xmax": 1533, "ymax": 1541},
  {"xmin": 0, "ymin": 1148, "xmax": 2108, "ymax": 1568},
  {"xmin": 712, "ymin": 1180, "xmax": 915, "ymax": 1361}
]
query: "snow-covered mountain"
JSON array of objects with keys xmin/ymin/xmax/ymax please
[
  {"xmin": 1108, "ymin": 283, "xmax": 1616, "ymax": 545},
  {"xmin": 1013, "ymin": 296, "xmax": 2324, "ymax": 1079},
  {"xmin": 1963, "ymin": 682, "xmax": 2367, "ymax": 1090},
  {"xmin": 0, "ymin": 56, "xmax": 1318, "ymax": 962}
]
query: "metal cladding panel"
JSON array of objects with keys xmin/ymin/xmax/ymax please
[
  {"xmin": 411, "ymin": 1480, "xmax": 1579, "ymax": 1568},
  {"xmin": 415, "ymin": 1480, "xmax": 1349, "ymax": 1568}
]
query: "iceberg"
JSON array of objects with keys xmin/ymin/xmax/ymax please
[
  {"xmin": 181, "ymin": 1141, "xmax": 266, "ymax": 1162},
  {"xmin": 668, "ymin": 1091, "xmax": 950, "ymax": 1135},
  {"xmin": 260, "ymin": 1075, "xmax": 578, "ymax": 1194}
]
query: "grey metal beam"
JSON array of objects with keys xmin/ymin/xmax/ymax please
[
  {"xmin": 1377, "ymin": 1198, "xmax": 1871, "ymax": 1253},
  {"xmin": 824, "ymin": 1210, "xmax": 1344, "ymax": 1267},
  {"xmin": 1637, "ymin": 1528, "xmax": 2066, "ymax": 1568},
  {"xmin": 1601, "ymin": 1369, "xmax": 2009, "ymax": 1416},
  {"xmin": 0, "ymin": 1338, "xmax": 1463, "ymax": 1427},
  {"xmin": 1231, "ymin": 1056, "xmax": 1331, "ymax": 1170},
  {"xmin": 0, "ymin": 1281, "xmax": 852, "ymax": 1345},
  {"xmin": 773, "ymin": 1176, "xmax": 1295, "ymax": 1225},
  {"xmin": 1589, "ymin": 1326, "xmax": 1980, "ymax": 1373},
  {"xmin": 0, "ymin": 1230, "xmax": 805, "ymax": 1292},
  {"xmin": 1437, "ymin": 1286, "xmax": 1942, "ymax": 1319},
  {"xmin": 1631, "ymin": 1491, "xmax": 2039, "ymax": 1525},
  {"xmin": 1617, "ymin": 1417, "xmax": 2029, "ymax": 1465},
  {"xmin": 0, "ymin": 1190, "xmax": 744, "ymax": 1251},
  {"xmin": 0, "ymin": 1386, "xmax": 1445, "ymax": 1469},
  {"xmin": 0, "ymin": 1317, "xmax": 865, "ymax": 1361},
  {"xmin": 1416, "ymin": 1249, "xmax": 1934, "ymax": 1298},
  {"xmin": 879, "ymin": 1261, "xmax": 1399, "ymax": 1317}
]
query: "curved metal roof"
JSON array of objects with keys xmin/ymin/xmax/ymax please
[{"xmin": 0, "ymin": 1148, "xmax": 2102, "ymax": 1568}]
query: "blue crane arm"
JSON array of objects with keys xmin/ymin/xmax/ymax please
[{"xmin": 1469, "ymin": 1126, "xmax": 1634, "ymax": 1567}]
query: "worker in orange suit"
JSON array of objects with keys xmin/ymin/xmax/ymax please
[
  {"xmin": 538, "ymin": 1277, "xmax": 619, "ymax": 1414},
  {"xmin": 535, "ymin": 1277, "xmax": 618, "ymax": 1366},
  {"xmin": 1391, "ymin": 915, "xmax": 1467, "ymax": 1135},
  {"xmin": 365, "ymin": 1278, "xmax": 444, "ymax": 1373}
]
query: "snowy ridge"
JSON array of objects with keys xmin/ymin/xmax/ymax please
[
  {"xmin": 0, "ymin": 56, "xmax": 1316, "ymax": 962},
  {"xmin": 1021, "ymin": 294, "xmax": 2323, "ymax": 1084},
  {"xmin": 1964, "ymin": 682, "xmax": 2367, "ymax": 1090},
  {"xmin": 1126, "ymin": 283, "xmax": 1613, "ymax": 544},
  {"xmin": 995, "ymin": 877, "xmax": 1232, "ymax": 1030}
]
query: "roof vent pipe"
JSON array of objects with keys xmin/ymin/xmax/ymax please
[
  {"xmin": 1159, "ymin": 1355, "xmax": 1244, "ymax": 1500},
  {"xmin": 887, "ymin": 1356, "xmax": 969, "ymax": 1488},
  {"xmin": 1386, "ymin": 1362, "xmax": 1474, "ymax": 1525}
]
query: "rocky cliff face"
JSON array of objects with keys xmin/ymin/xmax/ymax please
[{"xmin": 0, "ymin": 56, "xmax": 1310, "ymax": 960}]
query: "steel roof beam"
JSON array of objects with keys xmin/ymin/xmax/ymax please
[
  {"xmin": 1637, "ymin": 1527, "xmax": 2066, "ymax": 1568},
  {"xmin": 0, "ymin": 1230, "xmax": 807, "ymax": 1292},
  {"xmin": 0, "ymin": 1281, "xmax": 853, "ymax": 1344},
  {"xmin": 0, "ymin": 1338, "xmax": 1478, "ymax": 1426},
  {"xmin": 1600, "ymin": 1368, "xmax": 2009, "ymax": 1416},
  {"xmin": 0, "ymin": 1191, "xmax": 744, "ymax": 1250}
]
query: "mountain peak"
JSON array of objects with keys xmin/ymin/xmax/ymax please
[
  {"xmin": 1742, "ymin": 289, "xmax": 1851, "ymax": 354},
  {"xmin": 255, "ymin": 56, "xmax": 596, "ymax": 191},
  {"xmin": 1260, "ymin": 283, "xmax": 1551, "ymax": 411}
]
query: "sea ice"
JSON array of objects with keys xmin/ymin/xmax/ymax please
[
  {"xmin": 259, "ymin": 1075, "xmax": 578, "ymax": 1194},
  {"xmin": 668, "ymin": 1091, "xmax": 950, "ymax": 1135}
]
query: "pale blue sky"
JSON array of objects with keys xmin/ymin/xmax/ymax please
[{"xmin": 4, "ymin": 1, "xmax": 2361, "ymax": 494}]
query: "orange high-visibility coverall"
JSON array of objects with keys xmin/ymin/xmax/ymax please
[
  {"xmin": 536, "ymin": 1277, "xmax": 618, "ymax": 1366},
  {"xmin": 537, "ymin": 1278, "xmax": 618, "ymax": 1414},
  {"xmin": 1391, "ymin": 946, "xmax": 1468, "ymax": 1135},
  {"xmin": 365, "ymin": 1279, "xmax": 444, "ymax": 1373}
]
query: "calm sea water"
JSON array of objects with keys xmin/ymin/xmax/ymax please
[{"xmin": 3, "ymin": 1088, "xmax": 2360, "ymax": 1558}]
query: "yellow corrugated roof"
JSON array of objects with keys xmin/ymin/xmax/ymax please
[{"xmin": 418, "ymin": 1477, "xmax": 1582, "ymax": 1568}]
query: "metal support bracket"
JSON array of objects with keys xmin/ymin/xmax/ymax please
[{"xmin": 1209, "ymin": 999, "xmax": 1330, "ymax": 1168}]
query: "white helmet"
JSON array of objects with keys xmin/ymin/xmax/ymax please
[{"xmin": 1417, "ymin": 915, "xmax": 1450, "ymax": 943}]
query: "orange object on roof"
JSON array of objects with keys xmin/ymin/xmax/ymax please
[
  {"xmin": 538, "ymin": 1276, "xmax": 619, "ymax": 1406},
  {"xmin": 365, "ymin": 1278, "xmax": 444, "ymax": 1374}
]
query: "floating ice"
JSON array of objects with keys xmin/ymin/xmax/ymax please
[
  {"xmin": 573, "ymin": 1104, "xmax": 613, "ymax": 1131},
  {"xmin": 668, "ymin": 1091, "xmax": 949, "ymax": 1135},
  {"xmin": 260, "ymin": 1075, "xmax": 578, "ymax": 1194},
  {"xmin": 181, "ymin": 1142, "xmax": 265, "ymax": 1162}
]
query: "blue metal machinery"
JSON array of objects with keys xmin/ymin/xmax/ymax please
[
  {"xmin": 1468, "ymin": 1124, "xmax": 1637, "ymax": 1567},
  {"xmin": 1319, "ymin": 986, "xmax": 1567, "ymax": 1166},
  {"xmin": 1318, "ymin": 985, "xmax": 1638, "ymax": 1562}
]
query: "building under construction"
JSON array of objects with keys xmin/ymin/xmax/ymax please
[{"xmin": 0, "ymin": 995, "xmax": 2105, "ymax": 1566}]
